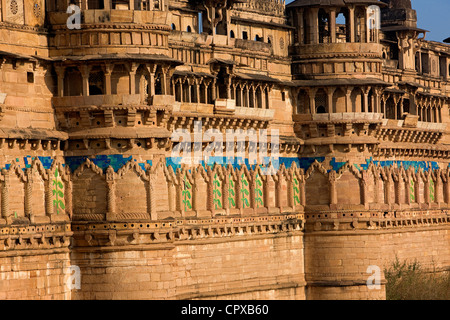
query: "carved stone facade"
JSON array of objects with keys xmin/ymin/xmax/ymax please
[{"xmin": 0, "ymin": 0, "xmax": 448, "ymax": 300}]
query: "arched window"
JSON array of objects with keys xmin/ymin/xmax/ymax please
[
  {"xmin": 186, "ymin": 26, "xmax": 192, "ymax": 33},
  {"xmin": 315, "ymin": 89, "xmax": 328, "ymax": 113},
  {"xmin": 230, "ymin": 30, "xmax": 235, "ymax": 38},
  {"xmin": 171, "ymin": 23, "xmax": 176, "ymax": 30},
  {"xmin": 254, "ymin": 35, "xmax": 263, "ymax": 42}
]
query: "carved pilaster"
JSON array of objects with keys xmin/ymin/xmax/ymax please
[
  {"xmin": 329, "ymin": 171, "xmax": 337, "ymax": 206},
  {"xmin": 1, "ymin": 170, "xmax": 9, "ymax": 221},
  {"xmin": 45, "ymin": 172, "xmax": 54, "ymax": 216},
  {"xmin": 25, "ymin": 169, "xmax": 33, "ymax": 217},
  {"xmin": 106, "ymin": 166, "xmax": 116, "ymax": 221}
]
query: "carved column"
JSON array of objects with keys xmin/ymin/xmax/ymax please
[
  {"xmin": 161, "ymin": 65, "xmax": 169, "ymax": 95},
  {"xmin": 55, "ymin": 66, "xmax": 65, "ymax": 97},
  {"xmin": 1, "ymin": 170, "xmax": 9, "ymax": 220},
  {"xmin": 330, "ymin": 9, "xmax": 336, "ymax": 43},
  {"xmin": 129, "ymin": 62, "xmax": 138, "ymax": 95},
  {"xmin": 363, "ymin": 87, "xmax": 370, "ymax": 113},
  {"xmin": 310, "ymin": 7, "xmax": 319, "ymax": 44},
  {"xmin": 80, "ymin": 65, "xmax": 91, "ymax": 97},
  {"xmin": 45, "ymin": 173, "xmax": 54, "ymax": 216},
  {"xmin": 349, "ymin": 6, "xmax": 355, "ymax": 43},
  {"xmin": 104, "ymin": 63, "xmax": 113, "ymax": 95},
  {"xmin": 308, "ymin": 88, "xmax": 318, "ymax": 114},
  {"xmin": 207, "ymin": 170, "xmax": 215, "ymax": 215},
  {"xmin": 326, "ymin": 87, "xmax": 334, "ymax": 113},
  {"xmin": 25, "ymin": 169, "xmax": 32, "ymax": 218},
  {"xmin": 345, "ymin": 87, "xmax": 352, "ymax": 113},
  {"xmin": 106, "ymin": 167, "xmax": 116, "ymax": 221}
]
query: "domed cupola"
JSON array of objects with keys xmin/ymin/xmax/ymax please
[{"xmin": 286, "ymin": 0, "xmax": 387, "ymax": 80}]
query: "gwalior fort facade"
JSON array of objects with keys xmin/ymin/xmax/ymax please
[{"xmin": 0, "ymin": 0, "xmax": 448, "ymax": 300}]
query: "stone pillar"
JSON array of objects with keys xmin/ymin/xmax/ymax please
[
  {"xmin": 196, "ymin": 80, "xmax": 201, "ymax": 104},
  {"xmin": 81, "ymin": 0, "xmax": 88, "ymax": 10},
  {"xmin": 104, "ymin": 0, "xmax": 111, "ymax": 9},
  {"xmin": 330, "ymin": 9, "xmax": 336, "ymax": 43},
  {"xmin": 311, "ymin": 8, "xmax": 319, "ymax": 44},
  {"xmin": 129, "ymin": 0, "xmax": 135, "ymax": 10},
  {"xmin": 212, "ymin": 79, "xmax": 216, "ymax": 101},
  {"xmin": 345, "ymin": 87, "xmax": 352, "ymax": 112},
  {"xmin": 363, "ymin": 90, "xmax": 369, "ymax": 113},
  {"xmin": 308, "ymin": 88, "xmax": 317, "ymax": 114},
  {"xmin": 129, "ymin": 63, "xmax": 138, "ymax": 95},
  {"xmin": 349, "ymin": 6, "xmax": 355, "ymax": 43},
  {"xmin": 365, "ymin": 7, "xmax": 370, "ymax": 43},
  {"xmin": 160, "ymin": 65, "xmax": 169, "ymax": 95},
  {"xmin": 327, "ymin": 89, "xmax": 334, "ymax": 113},
  {"xmin": 261, "ymin": 87, "xmax": 266, "ymax": 109},
  {"xmin": 55, "ymin": 66, "xmax": 65, "ymax": 97},
  {"xmin": 146, "ymin": 64, "xmax": 157, "ymax": 97},
  {"xmin": 246, "ymin": 85, "xmax": 250, "ymax": 108},
  {"xmin": 188, "ymin": 81, "xmax": 192, "ymax": 103},
  {"xmin": 104, "ymin": 63, "xmax": 113, "ymax": 95},
  {"xmin": 80, "ymin": 65, "xmax": 91, "ymax": 97}
]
